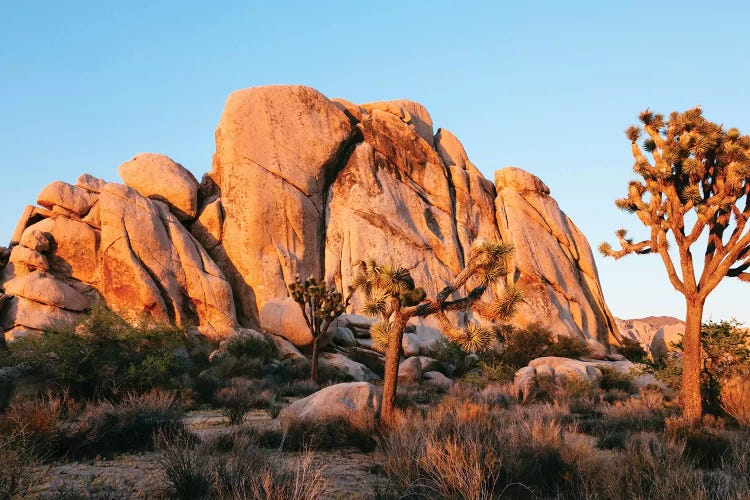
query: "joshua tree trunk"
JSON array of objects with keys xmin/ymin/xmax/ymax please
[
  {"xmin": 682, "ymin": 297, "xmax": 704, "ymax": 423},
  {"xmin": 311, "ymin": 336, "xmax": 320, "ymax": 383},
  {"xmin": 380, "ymin": 308, "xmax": 409, "ymax": 424}
]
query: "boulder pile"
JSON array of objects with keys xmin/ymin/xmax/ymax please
[{"xmin": 0, "ymin": 85, "xmax": 621, "ymax": 357}]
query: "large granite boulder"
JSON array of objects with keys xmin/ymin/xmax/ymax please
[
  {"xmin": 495, "ymin": 168, "xmax": 620, "ymax": 345},
  {"xmin": 1, "ymin": 174, "xmax": 237, "ymax": 341},
  {"xmin": 118, "ymin": 153, "xmax": 199, "ymax": 221},
  {"xmin": 208, "ymin": 85, "xmax": 356, "ymax": 328},
  {"xmin": 279, "ymin": 382, "xmax": 380, "ymax": 431},
  {"xmin": 0, "ymin": 85, "xmax": 622, "ymax": 353}
]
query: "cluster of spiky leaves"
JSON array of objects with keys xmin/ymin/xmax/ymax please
[
  {"xmin": 601, "ymin": 107, "xmax": 750, "ymax": 296},
  {"xmin": 354, "ymin": 239, "xmax": 523, "ymax": 353},
  {"xmin": 288, "ymin": 276, "xmax": 346, "ymax": 337}
]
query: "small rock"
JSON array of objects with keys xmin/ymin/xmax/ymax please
[
  {"xmin": 319, "ymin": 352, "xmax": 378, "ymax": 381},
  {"xmin": 402, "ymin": 332, "xmax": 422, "ymax": 357},
  {"xmin": 398, "ymin": 356, "xmax": 424, "ymax": 383},
  {"xmin": 424, "ymin": 371, "xmax": 454, "ymax": 390},
  {"xmin": 333, "ymin": 327, "xmax": 357, "ymax": 347},
  {"xmin": 19, "ymin": 228, "xmax": 50, "ymax": 253}
]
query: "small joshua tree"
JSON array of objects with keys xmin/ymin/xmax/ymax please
[
  {"xmin": 601, "ymin": 107, "xmax": 750, "ymax": 422},
  {"xmin": 288, "ymin": 276, "xmax": 347, "ymax": 383},
  {"xmin": 353, "ymin": 239, "xmax": 523, "ymax": 423}
]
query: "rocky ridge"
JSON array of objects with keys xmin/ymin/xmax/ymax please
[{"xmin": 0, "ymin": 84, "xmax": 620, "ymax": 359}]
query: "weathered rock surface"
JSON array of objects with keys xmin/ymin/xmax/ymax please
[
  {"xmin": 615, "ymin": 316, "xmax": 684, "ymax": 359},
  {"xmin": 1, "ymin": 176, "xmax": 237, "ymax": 341},
  {"xmin": 495, "ymin": 168, "xmax": 619, "ymax": 345},
  {"xmin": 118, "ymin": 153, "xmax": 199, "ymax": 221},
  {"xmin": 279, "ymin": 382, "xmax": 380, "ymax": 432},
  {"xmin": 319, "ymin": 352, "xmax": 378, "ymax": 381},
  {"xmin": 1, "ymin": 84, "xmax": 620, "ymax": 352},
  {"xmin": 209, "ymin": 85, "xmax": 356, "ymax": 327},
  {"xmin": 513, "ymin": 356, "xmax": 637, "ymax": 399}
]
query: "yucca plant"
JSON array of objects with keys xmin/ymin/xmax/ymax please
[
  {"xmin": 601, "ymin": 108, "xmax": 750, "ymax": 423},
  {"xmin": 353, "ymin": 239, "xmax": 523, "ymax": 423},
  {"xmin": 288, "ymin": 276, "xmax": 347, "ymax": 382}
]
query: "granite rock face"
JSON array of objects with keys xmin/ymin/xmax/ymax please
[
  {"xmin": 0, "ymin": 84, "xmax": 620, "ymax": 351},
  {"xmin": 1, "ymin": 174, "xmax": 236, "ymax": 341}
]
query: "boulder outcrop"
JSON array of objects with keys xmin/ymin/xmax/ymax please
[
  {"xmin": 279, "ymin": 381, "xmax": 380, "ymax": 430},
  {"xmin": 495, "ymin": 168, "xmax": 619, "ymax": 346},
  {"xmin": 0, "ymin": 84, "xmax": 620, "ymax": 352},
  {"xmin": 1, "ymin": 175, "xmax": 237, "ymax": 341}
]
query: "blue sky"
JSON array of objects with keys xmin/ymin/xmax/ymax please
[{"xmin": 2, "ymin": 1, "xmax": 749, "ymax": 323}]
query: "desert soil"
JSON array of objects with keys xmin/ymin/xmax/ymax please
[{"xmin": 32, "ymin": 409, "xmax": 384, "ymax": 499}]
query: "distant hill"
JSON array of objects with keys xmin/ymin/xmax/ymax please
[{"xmin": 615, "ymin": 316, "xmax": 684, "ymax": 358}]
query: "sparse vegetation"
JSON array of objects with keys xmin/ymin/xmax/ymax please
[
  {"xmin": 5, "ymin": 304, "xmax": 197, "ymax": 401},
  {"xmin": 156, "ymin": 430, "xmax": 329, "ymax": 499}
]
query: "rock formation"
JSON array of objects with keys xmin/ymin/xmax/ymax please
[
  {"xmin": 0, "ymin": 157, "xmax": 236, "ymax": 341},
  {"xmin": 0, "ymin": 84, "xmax": 620, "ymax": 352},
  {"xmin": 615, "ymin": 316, "xmax": 685, "ymax": 358}
]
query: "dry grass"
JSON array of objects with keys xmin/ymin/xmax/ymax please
[
  {"xmin": 156, "ymin": 430, "xmax": 329, "ymax": 499},
  {"xmin": 280, "ymin": 402, "xmax": 378, "ymax": 452},
  {"xmin": 721, "ymin": 375, "xmax": 750, "ymax": 427},
  {"xmin": 376, "ymin": 388, "xmax": 750, "ymax": 499}
]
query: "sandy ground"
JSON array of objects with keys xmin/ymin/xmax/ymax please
[{"xmin": 31, "ymin": 409, "xmax": 384, "ymax": 498}]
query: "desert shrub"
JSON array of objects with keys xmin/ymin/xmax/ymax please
[
  {"xmin": 214, "ymin": 377, "xmax": 276, "ymax": 425},
  {"xmin": 664, "ymin": 320, "xmax": 750, "ymax": 416},
  {"xmin": 601, "ymin": 394, "xmax": 668, "ymax": 433},
  {"xmin": 652, "ymin": 351, "xmax": 684, "ymax": 393},
  {"xmin": 556, "ymin": 376, "xmax": 599, "ymax": 415},
  {"xmin": 281, "ymin": 408, "xmax": 377, "ymax": 452},
  {"xmin": 0, "ymin": 433, "xmax": 47, "ymax": 500},
  {"xmin": 395, "ymin": 383, "xmax": 444, "ymax": 410},
  {"xmin": 7, "ymin": 304, "xmax": 193, "ymax": 400},
  {"xmin": 428, "ymin": 338, "xmax": 476, "ymax": 376},
  {"xmin": 274, "ymin": 379, "xmax": 320, "ymax": 398},
  {"xmin": 156, "ymin": 430, "xmax": 329, "ymax": 499},
  {"xmin": 461, "ymin": 361, "xmax": 515, "ymax": 388},
  {"xmin": 599, "ymin": 366, "xmax": 635, "ymax": 393},
  {"xmin": 618, "ymin": 337, "xmax": 649, "ymax": 363},
  {"xmin": 61, "ymin": 389, "xmax": 184, "ymax": 458},
  {"xmin": 500, "ymin": 322, "xmax": 556, "ymax": 368},
  {"xmin": 721, "ymin": 374, "xmax": 750, "ymax": 427},
  {"xmin": 378, "ymin": 397, "xmax": 584, "ymax": 498},
  {"xmin": 500, "ymin": 323, "xmax": 589, "ymax": 368},
  {"xmin": 0, "ymin": 391, "xmax": 76, "ymax": 458},
  {"xmin": 547, "ymin": 335, "xmax": 592, "ymax": 359}
]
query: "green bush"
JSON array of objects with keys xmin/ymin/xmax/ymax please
[
  {"xmin": 428, "ymin": 338, "xmax": 476, "ymax": 377},
  {"xmin": 599, "ymin": 367, "xmax": 635, "ymax": 393},
  {"xmin": 618, "ymin": 337, "xmax": 649, "ymax": 363},
  {"xmin": 214, "ymin": 377, "xmax": 276, "ymax": 425},
  {"xmin": 547, "ymin": 335, "xmax": 592, "ymax": 359},
  {"xmin": 7, "ymin": 304, "xmax": 194, "ymax": 400},
  {"xmin": 500, "ymin": 323, "xmax": 589, "ymax": 368}
]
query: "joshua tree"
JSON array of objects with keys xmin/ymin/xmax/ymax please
[
  {"xmin": 353, "ymin": 239, "xmax": 523, "ymax": 423},
  {"xmin": 600, "ymin": 107, "xmax": 750, "ymax": 423},
  {"xmin": 288, "ymin": 276, "xmax": 347, "ymax": 383}
]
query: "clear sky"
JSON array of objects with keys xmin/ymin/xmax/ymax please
[{"xmin": 2, "ymin": 1, "xmax": 749, "ymax": 323}]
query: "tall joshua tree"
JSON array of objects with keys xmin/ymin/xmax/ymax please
[
  {"xmin": 600, "ymin": 107, "xmax": 750, "ymax": 423},
  {"xmin": 288, "ymin": 277, "xmax": 347, "ymax": 383},
  {"xmin": 353, "ymin": 239, "xmax": 523, "ymax": 423}
]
